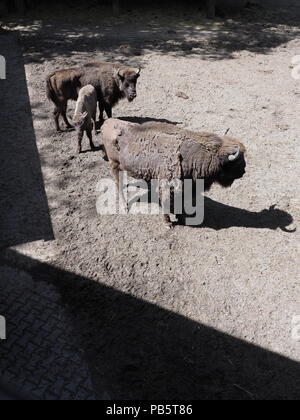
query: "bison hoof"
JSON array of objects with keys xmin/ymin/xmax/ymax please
[
  {"xmin": 165, "ymin": 222, "xmax": 174, "ymax": 230},
  {"xmin": 123, "ymin": 204, "xmax": 129, "ymax": 214},
  {"xmin": 163, "ymin": 216, "xmax": 174, "ymax": 229}
]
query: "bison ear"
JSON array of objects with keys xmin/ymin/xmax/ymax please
[{"xmin": 228, "ymin": 146, "xmax": 241, "ymax": 162}]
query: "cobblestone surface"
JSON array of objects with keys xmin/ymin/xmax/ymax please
[
  {"xmin": 0, "ymin": 32, "xmax": 95, "ymax": 400},
  {"xmin": 0, "ymin": 265, "xmax": 95, "ymax": 400}
]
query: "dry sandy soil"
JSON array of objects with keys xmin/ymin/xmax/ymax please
[{"xmin": 0, "ymin": 0, "xmax": 300, "ymax": 399}]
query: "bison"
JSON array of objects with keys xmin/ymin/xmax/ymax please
[
  {"xmin": 101, "ymin": 119, "xmax": 246, "ymax": 227},
  {"xmin": 46, "ymin": 62, "xmax": 141, "ymax": 132},
  {"xmin": 73, "ymin": 85, "xmax": 97, "ymax": 154}
]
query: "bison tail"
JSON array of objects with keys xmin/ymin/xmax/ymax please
[{"xmin": 46, "ymin": 74, "xmax": 59, "ymax": 105}]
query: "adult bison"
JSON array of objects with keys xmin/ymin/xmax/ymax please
[
  {"xmin": 46, "ymin": 62, "xmax": 141, "ymax": 131},
  {"xmin": 101, "ymin": 119, "xmax": 246, "ymax": 227}
]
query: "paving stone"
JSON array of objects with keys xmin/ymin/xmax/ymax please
[{"xmin": 0, "ymin": 265, "xmax": 95, "ymax": 400}]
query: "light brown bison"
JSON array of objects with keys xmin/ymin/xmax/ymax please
[
  {"xmin": 46, "ymin": 62, "xmax": 141, "ymax": 132},
  {"xmin": 101, "ymin": 119, "xmax": 246, "ymax": 227},
  {"xmin": 73, "ymin": 85, "xmax": 97, "ymax": 154}
]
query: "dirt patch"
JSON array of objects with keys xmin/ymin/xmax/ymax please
[{"xmin": 1, "ymin": 1, "xmax": 300, "ymax": 399}]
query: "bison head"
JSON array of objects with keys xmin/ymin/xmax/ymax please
[
  {"xmin": 216, "ymin": 144, "xmax": 246, "ymax": 188},
  {"xmin": 73, "ymin": 111, "xmax": 89, "ymax": 132},
  {"xmin": 116, "ymin": 67, "xmax": 141, "ymax": 102}
]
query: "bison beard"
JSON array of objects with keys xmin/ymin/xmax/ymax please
[
  {"xmin": 46, "ymin": 62, "xmax": 141, "ymax": 132},
  {"xmin": 101, "ymin": 119, "xmax": 247, "ymax": 227}
]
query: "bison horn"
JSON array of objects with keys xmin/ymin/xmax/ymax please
[
  {"xmin": 228, "ymin": 146, "xmax": 240, "ymax": 162},
  {"xmin": 136, "ymin": 67, "xmax": 141, "ymax": 75},
  {"xmin": 117, "ymin": 68, "xmax": 124, "ymax": 79}
]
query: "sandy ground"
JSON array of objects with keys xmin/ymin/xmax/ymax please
[{"xmin": 1, "ymin": 0, "xmax": 300, "ymax": 399}]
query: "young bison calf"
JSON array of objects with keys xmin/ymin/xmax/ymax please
[{"xmin": 73, "ymin": 85, "xmax": 97, "ymax": 154}]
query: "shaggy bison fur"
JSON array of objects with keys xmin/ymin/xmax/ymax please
[{"xmin": 101, "ymin": 119, "xmax": 247, "ymax": 226}]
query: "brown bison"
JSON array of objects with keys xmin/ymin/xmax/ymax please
[
  {"xmin": 101, "ymin": 119, "xmax": 246, "ymax": 227},
  {"xmin": 46, "ymin": 62, "xmax": 141, "ymax": 132}
]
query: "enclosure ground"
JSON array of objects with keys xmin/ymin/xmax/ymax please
[{"xmin": 0, "ymin": 0, "xmax": 299, "ymax": 400}]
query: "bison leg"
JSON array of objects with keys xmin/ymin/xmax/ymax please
[
  {"xmin": 104, "ymin": 104, "xmax": 112, "ymax": 119},
  {"xmin": 159, "ymin": 186, "xmax": 173, "ymax": 228},
  {"xmin": 163, "ymin": 215, "xmax": 173, "ymax": 228},
  {"xmin": 110, "ymin": 162, "xmax": 128, "ymax": 213},
  {"xmin": 99, "ymin": 103, "xmax": 105, "ymax": 125},
  {"xmin": 87, "ymin": 129, "xmax": 96, "ymax": 151},
  {"xmin": 77, "ymin": 131, "xmax": 83, "ymax": 154},
  {"xmin": 61, "ymin": 102, "xmax": 72, "ymax": 129},
  {"xmin": 53, "ymin": 106, "xmax": 61, "ymax": 132},
  {"xmin": 92, "ymin": 112, "xmax": 97, "ymax": 135},
  {"xmin": 101, "ymin": 145, "xmax": 109, "ymax": 162}
]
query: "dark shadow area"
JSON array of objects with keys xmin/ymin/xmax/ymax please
[
  {"xmin": 0, "ymin": 377, "xmax": 32, "ymax": 401},
  {"xmin": 1, "ymin": 248, "xmax": 299, "ymax": 400},
  {"xmin": 80, "ymin": 145, "xmax": 105, "ymax": 154},
  {"xmin": 120, "ymin": 116, "xmax": 181, "ymax": 125},
  {"xmin": 1, "ymin": 1, "xmax": 300, "ymax": 64},
  {"xmin": 188, "ymin": 198, "xmax": 296, "ymax": 232},
  {"xmin": 0, "ymin": 32, "xmax": 54, "ymax": 247}
]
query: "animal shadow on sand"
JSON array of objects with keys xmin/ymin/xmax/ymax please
[
  {"xmin": 94, "ymin": 117, "xmax": 180, "ymax": 131},
  {"xmin": 79, "ymin": 145, "xmax": 104, "ymax": 155},
  {"xmin": 182, "ymin": 198, "xmax": 296, "ymax": 232},
  {"xmin": 127, "ymin": 189, "xmax": 295, "ymax": 232},
  {"xmin": 120, "ymin": 116, "xmax": 181, "ymax": 125}
]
